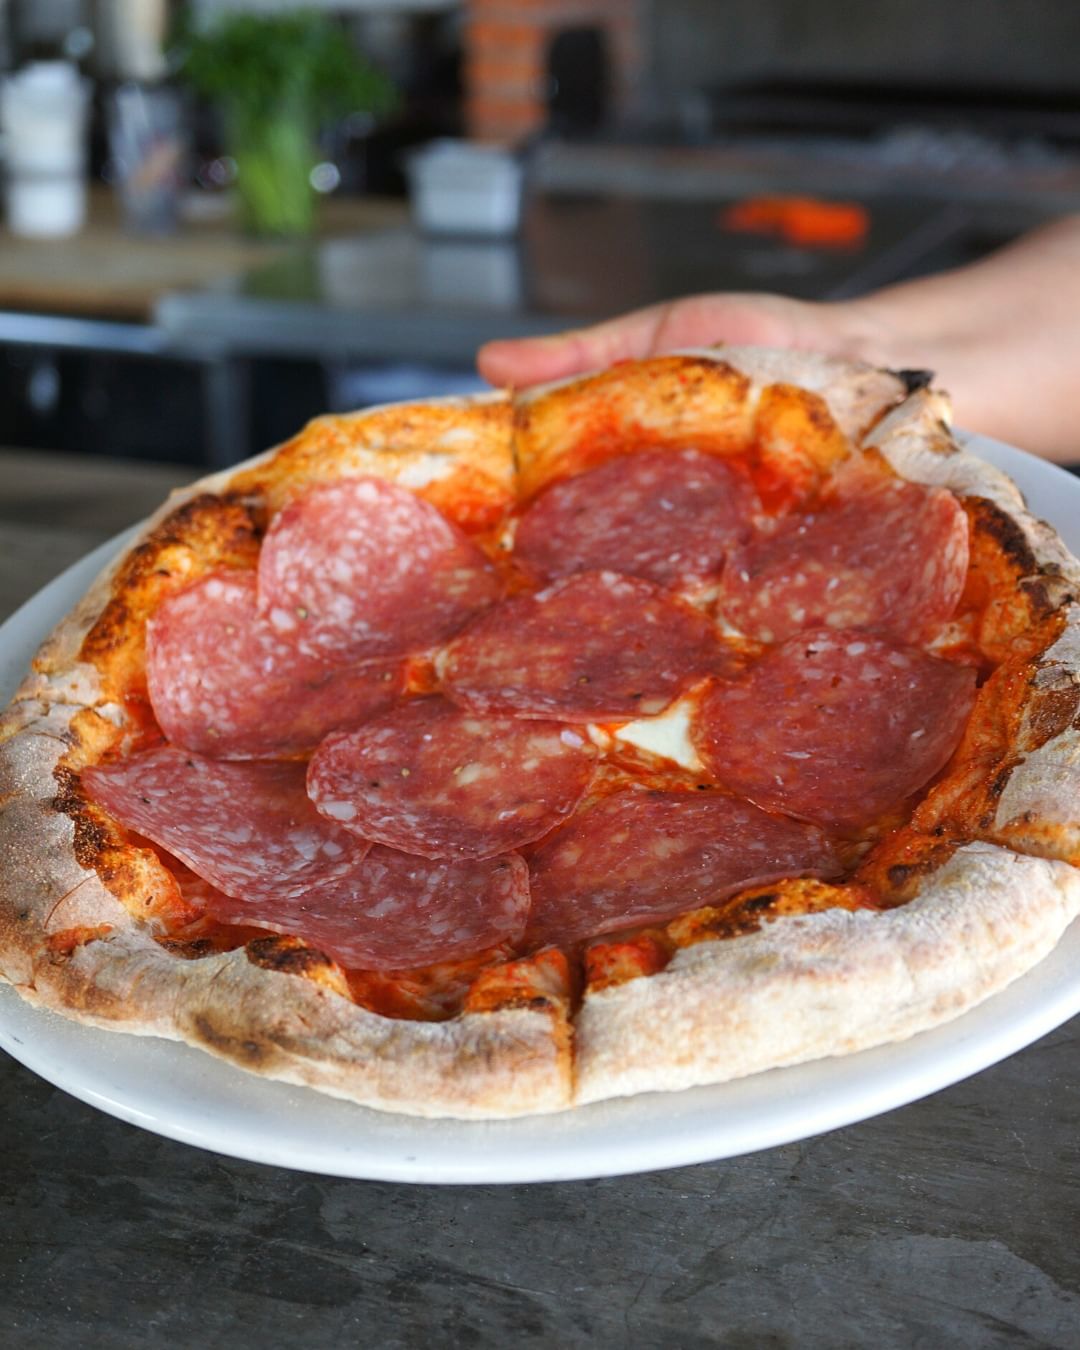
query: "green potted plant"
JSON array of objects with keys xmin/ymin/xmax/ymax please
[{"xmin": 175, "ymin": 9, "xmax": 395, "ymax": 237}]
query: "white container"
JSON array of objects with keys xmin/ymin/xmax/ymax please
[
  {"xmin": 1, "ymin": 62, "xmax": 90, "ymax": 237},
  {"xmin": 407, "ymin": 139, "xmax": 525, "ymax": 237}
]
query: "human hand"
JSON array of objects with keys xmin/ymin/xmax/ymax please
[
  {"xmin": 476, "ymin": 215, "xmax": 1080, "ymax": 462},
  {"xmin": 476, "ymin": 293, "xmax": 872, "ymax": 389}
]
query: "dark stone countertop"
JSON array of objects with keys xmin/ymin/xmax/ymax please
[{"xmin": 1, "ymin": 451, "xmax": 1078, "ymax": 1348}]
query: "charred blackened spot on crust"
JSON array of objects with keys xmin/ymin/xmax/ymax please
[
  {"xmin": 482, "ymin": 992, "xmax": 556, "ymax": 1014},
  {"xmin": 157, "ymin": 936, "xmax": 215, "ymax": 960},
  {"xmin": 243, "ymin": 934, "xmax": 351, "ymax": 997},
  {"xmin": 703, "ymin": 912, "xmax": 764, "ymax": 939},
  {"xmin": 71, "ymin": 816, "xmax": 110, "ymax": 869},
  {"xmin": 740, "ymin": 894, "xmax": 779, "ymax": 913},
  {"xmin": 883, "ymin": 857, "xmax": 948, "ymax": 898},
  {"xmin": 50, "ymin": 764, "xmax": 85, "ymax": 817},
  {"xmin": 970, "ymin": 497, "xmax": 1039, "ymax": 579},
  {"xmin": 246, "ymin": 933, "xmax": 332, "ymax": 977},
  {"xmin": 987, "ymin": 766, "xmax": 1014, "ymax": 800},
  {"xmin": 1024, "ymin": 576, "xmax": 1077, "ymax": 615},
  {"xmin": 220, "ymin": 489, "xmax": 271, "ymax": 538},
  {"xmin": 875, "ymin": 843, "xmax": 957, "ymax": 904},
  {"xmin": 191, "ymin": 1015, "xmax": 268, "ymax": 1066},
  {"xmin": 893, "ymin": 368, "xmax": 934, "ymax": 393},
  {"xmin": 160, "ymin": 492, "xmax": 261, "ymax": 548},
  {"xmin": 51, "ymin": 765, "xmax": 114, "ymax": 868}
]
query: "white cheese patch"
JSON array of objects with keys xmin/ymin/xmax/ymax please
[
  {"xmin": 396, "ymin": 453, "xmax": 456, "ymax": 489},
  {"xmin": 605, "ymin": 696, "xmax": 702, "ymax": 771}
]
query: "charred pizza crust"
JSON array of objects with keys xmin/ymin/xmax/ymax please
[{"xmin": 2, "ymin": 349, "xmax": 1080, "ymax": 1119}]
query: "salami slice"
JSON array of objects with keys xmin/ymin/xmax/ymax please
[
  {"xmin": 692, "ymin": 629, "xmax": 977, "ymax": 830},
  {"xmin": 440, "ymin": 571, "xmax": 732, "ymax": 722},
  {"xmin": 258, "ymin": 477, "xmax": 500, "ymax": 662},
  {"xmin": 195, "ymin": 847, "xmax": 530, "ymax": 971},
  {"xmin": 147, "ymin": 571, "xmax": 403, "ymax": 758},
  {"xmin": 513, "ymin": 449, "xmax": 758, "ymax": 589},
  {"xmin": 718, "ymin": 466, "xmax": 969, "ymax": 643},
  {"xmin": 308, "ymin": 696, "xmax": 596, "ymax": 859},
  {"xmin": 83, "ymin": 749, "xmax": 372, "ymax": 903},
  {"xmin": 527, "ymin": 788, "xmax": 841, "ymax": 948}
]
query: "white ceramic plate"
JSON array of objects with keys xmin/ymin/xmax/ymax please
[{"xmin": 2, "ymin": 433, "xmax": 1079, "ymax": 1184}]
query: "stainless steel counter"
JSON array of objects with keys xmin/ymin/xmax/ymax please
[{"xmin": 1, "ymin": 450, "xmax": 1078, "ymax": 1347}]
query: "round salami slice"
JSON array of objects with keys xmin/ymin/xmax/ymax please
[
  {"xmin": 513, "ymin": 449, "xmax": 759, "ymax": 589},
  {"xmin": 258, "ymin": 477, "xmax": 500, "ymax": 662},
  {"xmin": 147, "ymin": 571, "xmax": 403, "ymax": 759},
  {"xmin": 692, "ymin": 629, "xmax": 977, "ymax": 830},
  {"xmin": 718, "ymin": 468, "xmax": 969, "ymax": 643},
  {"xmin": 194, "ymin": 847, "xmax": 530, "ymax": 971},
  {"xmin": 526, "ymin": 788, "xmax": 841, "ymax": 948},
  {"xmin": 308, "ymin": 696, "xmax": 596, "ymax": 860},
  {"xmin": 439, "ymin": 571, "xmax": 733, "ymax": 722},
  {"xmin": 83, "ymin": 749, "xmax": 372, "ymax": 904}
]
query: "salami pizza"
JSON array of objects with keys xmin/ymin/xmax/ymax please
[{"xmin": 2, "ymin": 347, "xmax": 1079, "ymax": 1120}]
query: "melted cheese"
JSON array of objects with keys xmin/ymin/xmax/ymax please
[
  {"xmin": 603, "ymin": 696, "xmax": 702, "ymax": 772},
  {"xmin": 396, "ymin": 454, "xmax": 456, "ymax": 489}
]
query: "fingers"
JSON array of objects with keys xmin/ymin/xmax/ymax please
[
  {"xmin": 477, "ymin": 305, "xmax": 673, "ymax": 388},
  {"xmin": 476, "ymin": 293, "xmax": 820, "ymax": 388}
]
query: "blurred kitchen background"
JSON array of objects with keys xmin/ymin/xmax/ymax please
[{"xmin": 2, "ymin": 0, "xmax": 1080, "ymax": 468}]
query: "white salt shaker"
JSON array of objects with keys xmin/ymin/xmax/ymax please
[{"xmin": 1, "ymin": 62, "xmax": 91, "ymax": 237}]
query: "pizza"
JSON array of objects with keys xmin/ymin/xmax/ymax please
[{"xmin": 2, "ymin": 347, "xmax": 1080, "ymax": 1121}]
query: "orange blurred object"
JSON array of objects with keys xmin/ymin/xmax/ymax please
[{"xmin": 720, "ymin": 196, "xmax": 870, "ymax": 248}]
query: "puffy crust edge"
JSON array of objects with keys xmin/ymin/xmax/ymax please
[
  {"xmin": 512, "ymin": 345, "xmax": 910, "ymax": 500},
  {"xmin": 575, "ymin": 842, "xmax": 1080, "ymax": 1105},
  {"xmin": 519, "ymin": 345, "xmax": 908, "ymax": 443},
  {"xmin": 676, "ymin": 344, "xmax": 911, "ymax": 440},
  {"xmin": 868, "ymin": 389, "xmax": 1080, "ymax": 863},
  {"xmin": 865, "ymin": 387, "xmax": 1080, "ymax": 592},
  {"xmin": 991, "ymin": 608, "xmax": 1080, "ymax": 859},
  {"xmin": 23, "ymin": 940, "xmax": 573, "ymax": 1120}
]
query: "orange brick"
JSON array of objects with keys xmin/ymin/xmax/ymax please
[
  {"xmin": 463, "ymin": 0, "xmax": 643, "ymax": 123},
  {"xmin": 467, "ymin": 93, "xmax": 545, "ymax": 122},
  {"xmin": 466, "ymin": 97, "xmax": 545, "ymax": 143},
  {"xmin": 467, "ymin": 19, "xmax": 545, "ymax": 50},
  {"xmin": 467, "ymin": 78, "xmax": 546, "ymax": 103},
  {"xmin": 466, "ymin": 49, "xmax": 545, "ymax": 83}
]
